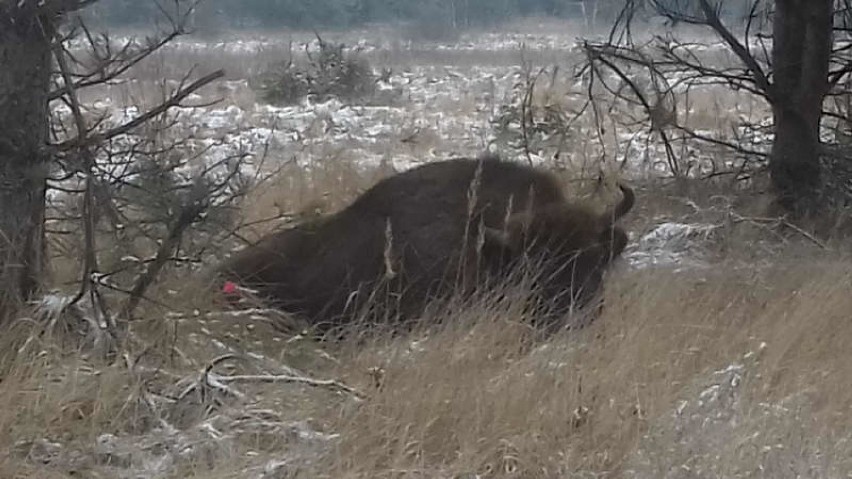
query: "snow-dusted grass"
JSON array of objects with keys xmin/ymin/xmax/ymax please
[
  {"xmin": 319, "ymin": 258, "xmax": 852, "ymax": 477},
  {"xmin": 2, "ymin": 255, "xmax": 850, "ymax": 477}
]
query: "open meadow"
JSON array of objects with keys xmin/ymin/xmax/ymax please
[{"xmin": 2, "ymin": 19, "xmax": 851, "ymax": 478}]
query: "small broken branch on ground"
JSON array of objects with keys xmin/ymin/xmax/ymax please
[
  {"xmin": 729, "ymin": 213, "xmax": 829, "ymax": 249},
  {"xmin": 210, "ymin": 373, "xmax": 365, "ymax": 399},
  {"xmin": 177, "ymin": 353, "xmax": 365, "ymax": 409}
]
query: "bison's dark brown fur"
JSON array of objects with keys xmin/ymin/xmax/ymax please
[{"xmin": 215, "ymin": 155, "xmax": 633, "ymax": 334}]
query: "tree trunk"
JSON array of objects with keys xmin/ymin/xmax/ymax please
[
  {"xmin": 0, "ymin": 10, "xmax": 54, "ymax": 318},
  {"xmin": 770, "ymin": 0, "xmax": 833, "ymax": 213}
]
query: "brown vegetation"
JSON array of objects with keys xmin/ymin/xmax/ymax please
[
  {"xmin": 1, "ymin": 253, "xmax": 850, "ymax": 478},
  {"xmin": 320, "ymin": 257, "xmax": 852, "ymax": 478}
]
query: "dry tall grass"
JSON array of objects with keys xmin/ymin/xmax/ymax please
[
  {"xmin": 1, "ymin": 249, "xmax": 849, "ymax": 477},
  {"xmin": 316, "ymin": 258, "xmax": 852, "ymax": 477}
]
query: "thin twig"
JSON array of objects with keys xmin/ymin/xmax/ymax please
[
  {"xmin": 55, "ymin": 69, "xmax": 226, "ymax": 152},
  {"xmin": 119, "ymin": 178, "xmax": 210, "ymax": 318},
  {"xmin": 696, "ymin": 0, "xmax": 773, "ymax": 97},
  {"xmin": 730, "ymin": 213, "xmax": 828, "ymax": 249}
]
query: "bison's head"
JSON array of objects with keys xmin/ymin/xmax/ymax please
[{"xmin": 483, "ymin": 184, "xmax": 634, "ymax": 330}]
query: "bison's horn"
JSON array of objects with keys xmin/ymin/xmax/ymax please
[{"xmin": 604, "ymin": 182, "xmax": 635, "ymax": 222}]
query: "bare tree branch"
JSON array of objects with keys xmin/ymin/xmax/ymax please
[
  {"xmin": 51, "ymin": 35, "xmax": 120, "ymax": 337},
  {"xmin": 696, "ymin": 0, "xmax": 773, "ymax": 97},
  {"xmin": 584, "ymin": 41, "xmax": 681, "ymax": 175},
  {"xmin": 48, "ymin": 26, "xmax": 184, "ymax": 101},
  {"xmin": 119, "ymin": 178, "xmax": 210, "ymax": 318},
  {"xmin": 55, "ymin": 69, "xmax": 225, "ymax": 152}
]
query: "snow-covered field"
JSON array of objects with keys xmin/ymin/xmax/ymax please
[{"xmin": 59, "ymin": 25, "xmax": 775, "ymax": 186}]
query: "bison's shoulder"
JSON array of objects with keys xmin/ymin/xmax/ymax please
[{"xmin": 347, "ymin": 156, "xmax": 566, "ymax": 219}]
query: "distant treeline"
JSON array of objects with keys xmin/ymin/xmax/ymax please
[
  {"xmin": 84, "ymin": 0, "xmax": 629, "ymax": 31},
  {"xmin": 84, "ymin": 0, "xmax": 761, "ymax": 35}
]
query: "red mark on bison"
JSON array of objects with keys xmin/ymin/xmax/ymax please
[{"xmin": 222, "ymin": 281, "xmax": 238, "ymax": 295}]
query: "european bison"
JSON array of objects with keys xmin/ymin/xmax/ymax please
[{"xmin": 215, "ymin": 154, "xmax": 633, "ymax": 335}]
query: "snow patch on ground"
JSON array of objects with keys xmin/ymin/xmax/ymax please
[
  {"xmin": 625, "ymin": 222, "xmax": 720, "ymax": 270},
  {"xmin": 622, "ymin": 341, "xmax": 848, "ymax": 478}
]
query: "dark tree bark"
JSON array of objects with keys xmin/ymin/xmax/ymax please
[
  {"xmin": 584, "ymin": 0, "xmax": 842, "ymax": 215},
  {"xmin": 0, "ymin": 7, "xmax": 55, "ymax": 318},
  {"xmin": 1, "ymin": 1, "xmax": 222, "ymax": 324},
  {"xmin": 769, "ymin": 0, "xmax": 833, "ymax": 213}
]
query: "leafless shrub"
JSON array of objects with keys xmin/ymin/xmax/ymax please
[
  {"xmin": 32, "ymin": 5, "xmax": 271, "ymax": 352},
  {"xmin": 256, "ymin": 36, "xmax": 378, "ymax": 106},
  {"xmin": 492, "ymin": 64, "xmax": 581, "ymax": 164},
  {"xmin": 580, "ymin": 36, "xmax": 769, "ymax": 182}
]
